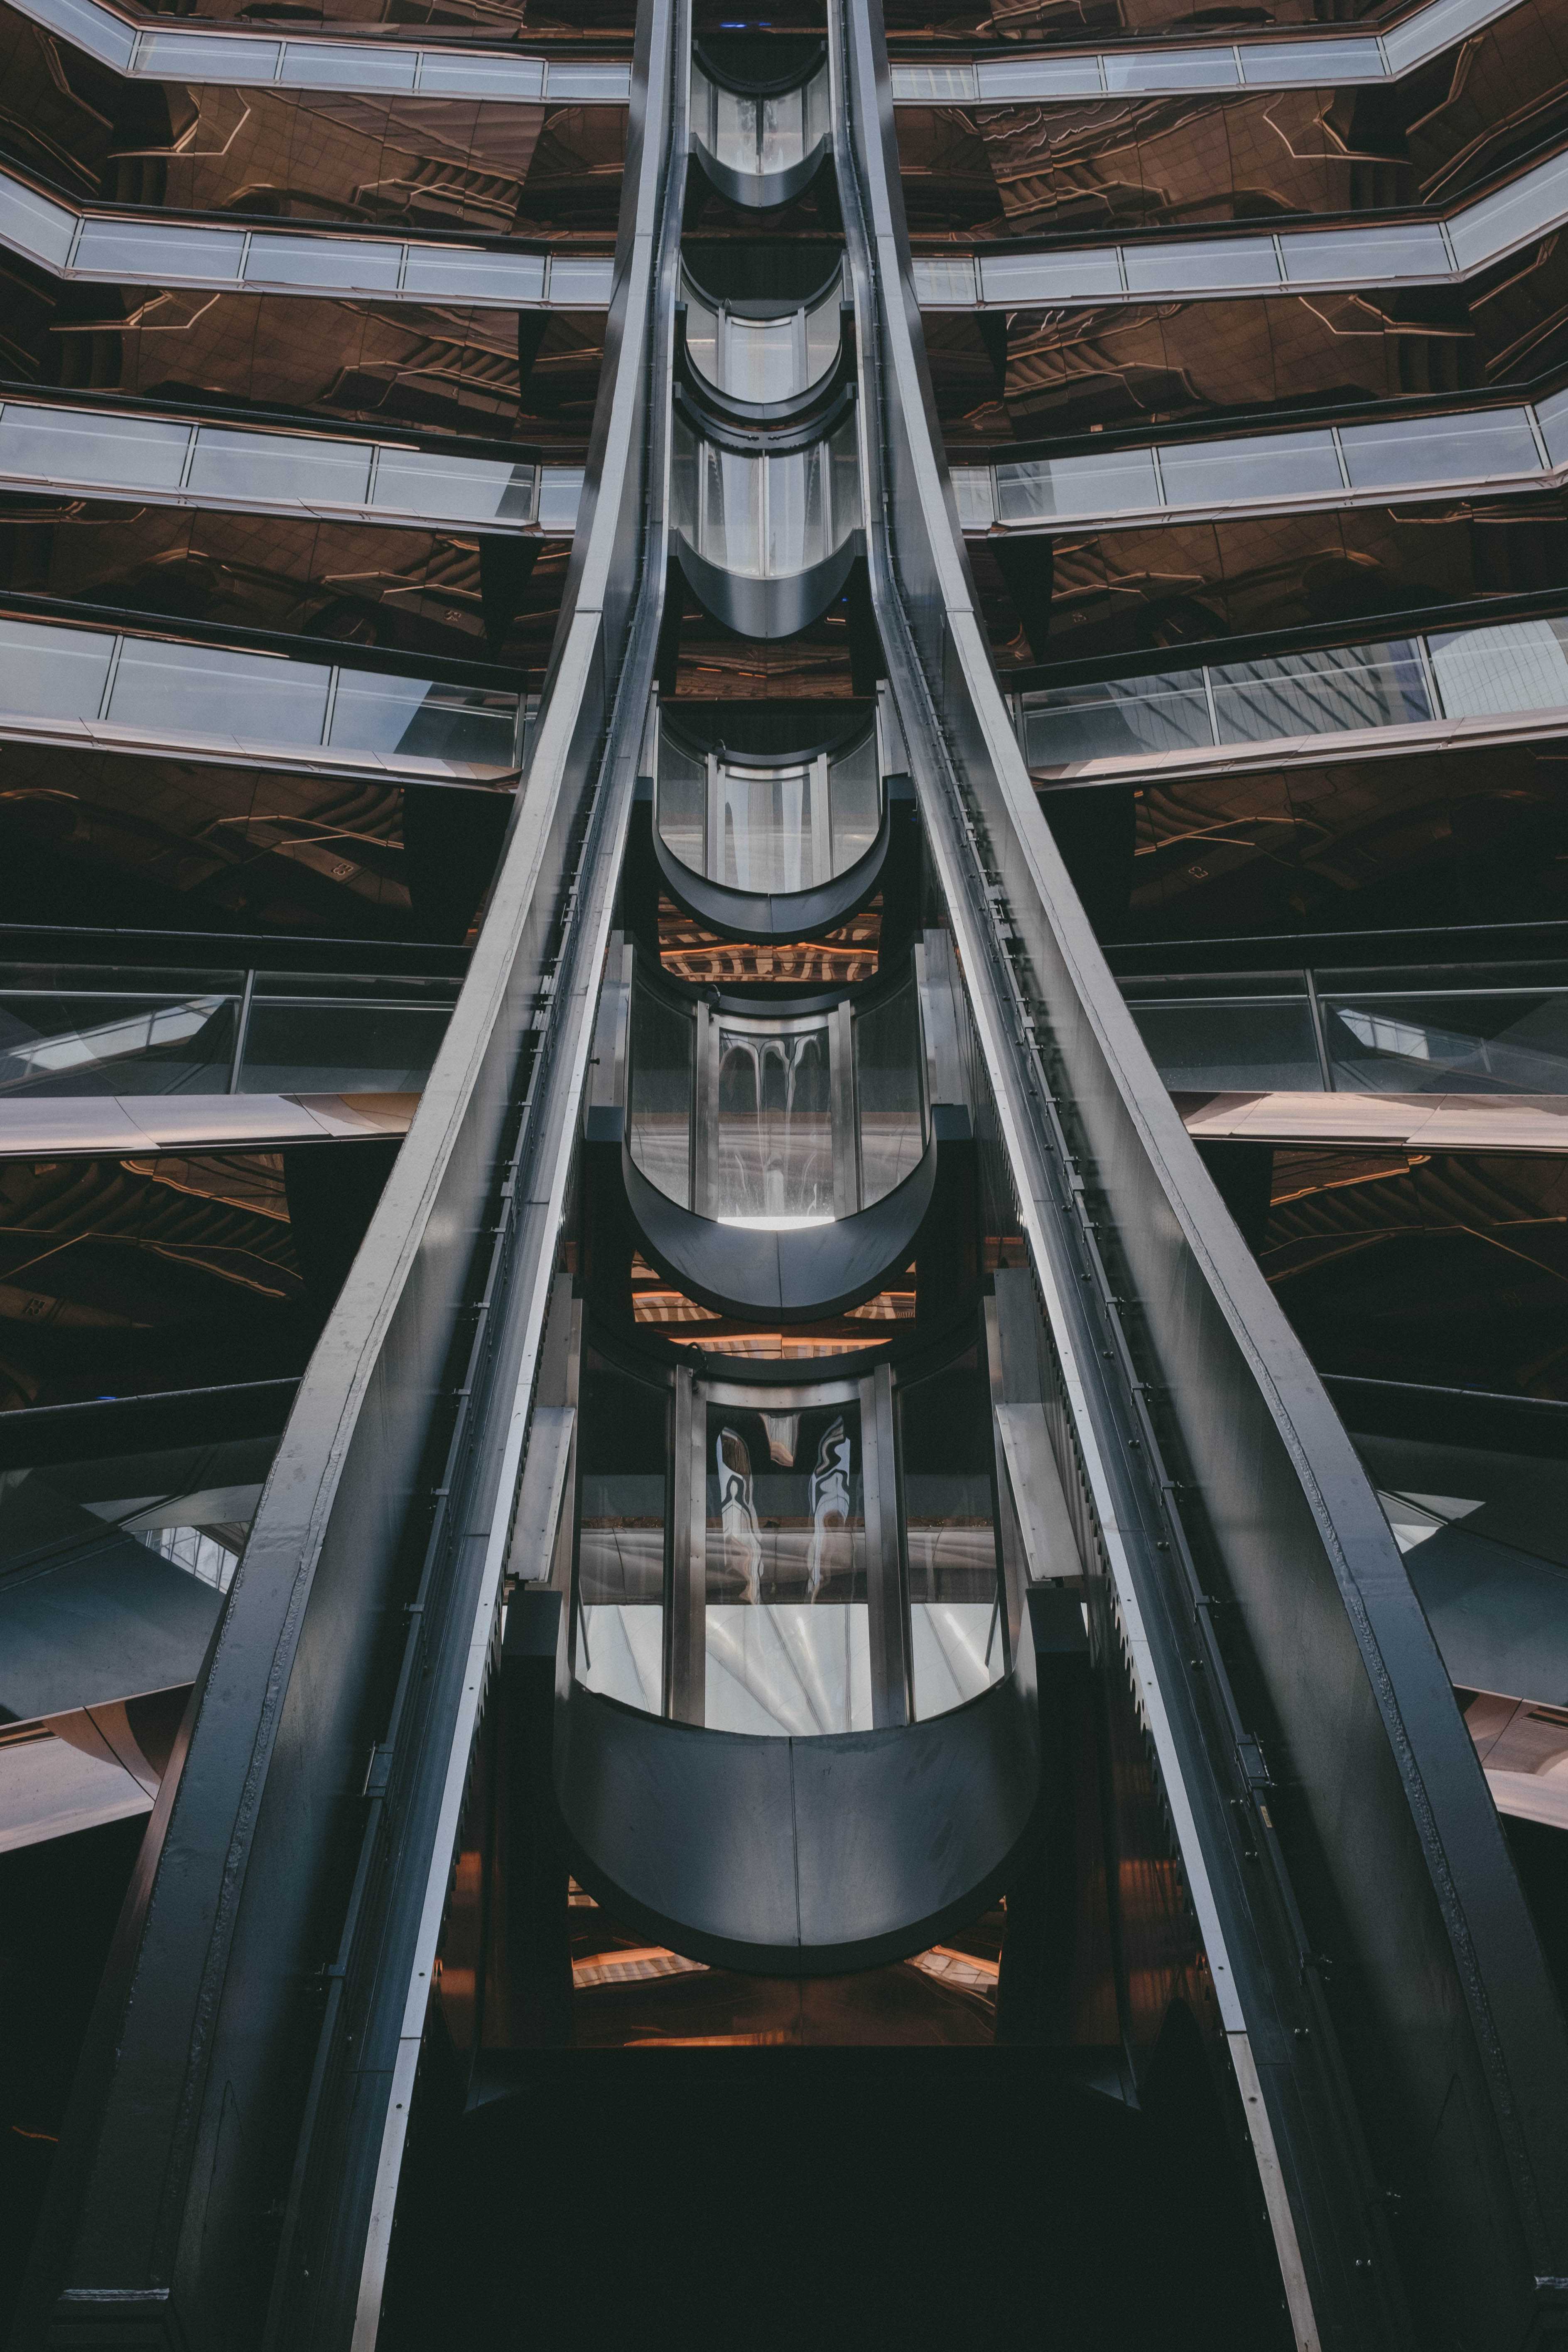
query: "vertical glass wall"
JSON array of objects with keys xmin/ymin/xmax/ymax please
[
  {"xmin": 682, "ymin": 266, "xmax": 843, "ymax": 407},
  {"xmin": 702, "ymin": 1397, "xmax": 871, "ymax": 1735},
  {"xmin": 690, "ymin": 56, "xmax": 831, "ymax": 186},
  {"xmin": 656, "ymin": 724, "xmax": 881, "ymax": 896},
  {"xmin": 672, "ymin": 413, "xmax": 861, "ymax": 581},
  {"xmin": 899, "ymin": 1347, "xmax": 1005, "ymax": 1722},
  {"xmin": 574, "ymin": 1355, "xmax": 668, "ymax": 1717},
  {"xmin": 714, "ymin": 1024, "xmax": 834, "ymax": 1226}
]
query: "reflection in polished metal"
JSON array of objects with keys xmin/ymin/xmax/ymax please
[
  {"xmin": 0, "ymin": 400, "xmax": 583, "ymax": 536},
  {"xmin": 914, "ymin": 139, "xmax": 1568, "ymax": 308},
  {"xmin": 1018, "ymin": 613, "xmax": 1568, "ymax": 776},
  {"xmin": 0, "ymin": 613, "xmax": 520, "ymax": 780}
]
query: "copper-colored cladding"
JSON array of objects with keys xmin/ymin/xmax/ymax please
[
  {"xmin": 925, "ymin": 237, "xmax": 1568, "ymax": 443},
  {"xmin": 897, "ymin": 4, "xmax": 1568, "ymax": 241},
  {"xmin": 0, "ymin": 12, "xmax": 627, "ymax": 244},
  {"xmin": 0, "ymin": 255, "xmax": 602, "ymax": 451},
  {"xmin": 0, "ymin": 498, "xmax": 570, "ymax": 667},
  {"xmin": 655, "ymin": 896, "xmax": 881, "ymax": 986},
  {"xmin": 1251, "ymin": 1146, "xmax": 1568, "ymax": 1396},
  {"xmin": 1115, "ymin": 741, "xmax": 1568, "ymax": 938}
]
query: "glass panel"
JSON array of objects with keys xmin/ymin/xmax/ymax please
[
  {"xmin": 0, "ymin": 991, "xmax": 237, "ymax": 1095},
  {"xmin": 1022, "ymin": 672, "xmax": 1213, "ymax": 767},
  {"xmin": 326, "ymin": 674, "xmax": 518, "ymax": 768},
  {"xmin": 1280, "ymin": 224, "xmax": 1450, "ymax": 282},
  {"xmin": 683, "ymin": 286, "xmax": 721, "ymax": 388},
  {"xmin": 537, "ymin": 468, "xmax": 583, "ymax": 530},
  {"xmin": 74, "ymin": 219, "xmax": 246, "ymax": 281},
  {"xmin": 0, "ymin": 616, "xmax": 113, "ymax": 720},
  {"xmin": 981, "ymin": 249, "xmax": 1119, "ymax": 302},
  {"xmin": 716, "ymin": 761, "xmax": 815, "ymax": 894},
  {"xmin": 1128, "ymin": 997, "xmax": 1322, "ymax": 1091},
  {"xmin": 1382, "ymin": 0, "xmax": 1498, "ymax": 67},
  {"xmin": 976, "ymin": 56, "xmax": 1102, "ymax": 96},
  {"xmin": 996, "ymin": 446, "xmax": 1158, "ymax": 522},
  {"xmin": 187, "ymin": 426, "xmax": 372, "ymax": 508},
  {"xmin": 828, "ymin": 734, "xmax": 880, "ymax": 871},
  {"xmin": 0, "ymin": 175, "xmax": 74, "ymax": 270},
  {"xmin": 726, "ymin": 314, "xmax": 801, "ymax": 405},
  {"xmin": 239, "ymin": 998, "xmax": 451, "ymax": 1092},
  {"xmin": 1426, "ymin": 618, "xmax": 1568, "ymax": 716},
  {"xmin": 36, "ymin": 0, "xmax": 138, "ymax": 69},
  {"xmin": 805, "ymin": 282, "xmax": 841, "ymax": 388},
  {"xmin": 760, "ymin": 86, "xmax": 805, "ymax": 173},
  {"xmin": 715, "ymin": 1023, "xmax": 834, "ymax": 1224},
  {"xmin": 417, "ymin": 54, "xmax": 545, "ymax": 97},
  {"xmin": 656, "ymin": 734, "xmax": 707, "ymax": 876},
  {"xmin": 246, "ymin": 235, "xmax": 402, "ymax": 292},
  {"xmin": 576, "ymin": 1358, "xmax": 666, "ymax": 1717},
  {"xmin": 765, "ymin": 444, "xmax": 826, "ymax": 577},
  {"xmin": 711, "ymin": 83, "xmax": 754, "ymax": 171},
  {"xmin": 1538, "ymin": 386, "xmax": 1568, "ymax": 469},
  {"xmin": 1157, "ymin": 428, "xmax": 1341, "ymax": 507},
  {"xmin": 278, "ymin": 43, "xmax": 417, "ymax": 88},
  {"xmin": 0, "ymin": 405, "xmax": 189, "ymax": 492},
  {"xmin": 628, "ymin": 983, "xmax": 693, "ymax": 1207},
  {"xmin": 371, "ymin": 448, "xmax": 533, "ymax": 525},
  {"xmin": 108, "ymin": 640, "xmax": 331, "ymax": 747},
  {"xmin": 703, "ymin": 1399, "xmax": 870, "ymax": 1736},
  {"xmin": 1239, "ymin": 38, "xmax": 1384, "ymax": 83},
  {"xmin": 1339, "ymin": 409, "xmax": 1540, "ymax": 490},
  {"xmin": 140, "ymin": 32, "xmax": 280, "ymax": 77},
  {"xmin": 854, "ymin": 978, "xmax": 925, "ymax": 1207},
  {"xmin": 1124, "ymin": 237, "xmax": 1278, "ymax": 293},
  {"xmin": 400, "ymin": 246, "xmax": 546, "ymax": 303},
  {"xmin": 1104, "ymin": 47, "xmax": 1237, "ymax": 87},
  {"xmin": 902, "ymin": 1350, "xmax": 1003, "ymax": 1724},
  {"xmin": 547, "ymin": 64, "xmax": 630, "ymax": 100},
  {"xmin": 1322, "ymin": 990, "xmax": 1568, "ymax": 1094},
  {"xmin": 1208, "ymin": 641, "xmax": 1431, "ymax": 743},
  {"xmin": 701, "ymin": 441, "xmax": 764, "ymax": 576},
  {"xmin": 1448, "ymin": 147, "xmax": 1568, "ymax": 273},
  {"xmin": 544, "ymin": 258, "xmax": 613, "ymax": 304}
]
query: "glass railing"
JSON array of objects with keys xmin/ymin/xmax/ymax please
[
  {"xmin": 1018, "ymin": 613, "xmax": 1568, "ymax": 771},
  {"xmin": 912, "ymin": 139, "xmax": 1568, "ymax": 308},
  {"xmin": 1119, "ymin": 964, "xmax": 1568, "ymax": 1096},
  {"xmin": 0, "ymin": 166, "xmax": 614, "ymax": 307},
  {"xmin": 672, "ymin": 411, "xmax": 861, "ymax": 582},
  {"xmin": 953, "ymin": 396, "xmax": 1563, "ymax": 530},
  {"xmin": 0, "ymin": 965, "xmax": 461, "ymax": 1098},
  {"xmin": 0, "ymin": 400, "xmax": 582, "ymax": 534},
  {"xmin": 0, "ymin": 614, "xmax": 521, "ymax": 777},
  {"xmin": 8, "ymin": 0, "xmax": 632, "ymax": 101},
  {"xmin": 689, "ymin": 53, "xmax": 831, "ymax": 192},
  {"xmin": 682, "ymin": 263, "xmax": 843, "ymax": 408},
  {"xmin": 627, "ymin": 966, "xmax": 928, "ymax": 1226},
  {"xmin": 891, "ymin": 0, "xmax": 1517, "ymax": 101},
  {"xmin": 655, "ymin": 719, "xmax": 880, "ymax": 895}
]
